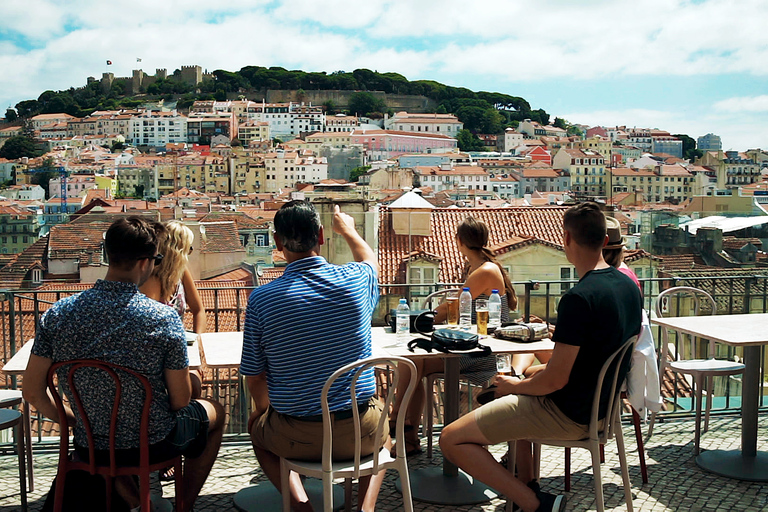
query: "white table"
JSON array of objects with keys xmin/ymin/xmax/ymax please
[
  {"xmin": 372, "ymin": 326, "xmax": 553, "ymax": 505},
  {"xmin": 652, "ymin": 313, "xmax": 768, "ymax": 481},
  {"xmin": 1, "ymin": 337, "xmax": 202, "ymax": 375},
  {"xmin": 200, "ymin": 329, "xmax": 554, "ymax": 507}
]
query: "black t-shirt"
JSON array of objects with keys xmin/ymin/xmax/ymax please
[{"xmin": 549, "ymin": 266, "xmax": 642, "ymax": 425}]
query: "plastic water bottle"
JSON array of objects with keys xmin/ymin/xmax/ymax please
[
  {"xmin": 489, "ymin": 289, "xmax": 502, "ymax": 332},
  {"xmin": 459, "ymin": 287, "xmax": 472, "ymax": 331},
  {"xmin": 396, "ymin": 299, "xmax": 410, "ymax": 343}
]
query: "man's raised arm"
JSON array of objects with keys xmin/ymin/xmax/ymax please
[{"xmin": 332, "ymin": 204, "xmax": 378, "ymax": 274}]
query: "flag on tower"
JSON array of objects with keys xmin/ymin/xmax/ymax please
[
  {"xmin": 106, "ymin": 60, "xmax": 112, "ymax": 65},
  {"xmin": 137, "ymin": 58, "xmax": 142, "ymax": 62}
]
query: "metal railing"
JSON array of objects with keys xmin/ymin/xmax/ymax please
[{"xmin": 2, "ymin": 274, "xmax": 767, "ymax": 444}]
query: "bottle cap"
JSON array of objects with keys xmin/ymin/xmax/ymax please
[
  {"xmin": 399, "ymin": 298, "xmax": 407, "ymax": 303},
  {"xmin": 492, "ymin": 289, "xmax": 499, "ymax": 293},
  {"xmin": 463, "ymin": 287, "xmax": 470, "ymax": 291}
]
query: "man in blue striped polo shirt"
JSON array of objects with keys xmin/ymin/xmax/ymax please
[{"xmin": 241, "ymin": 200, "xmax": 386, "ymax": 512}]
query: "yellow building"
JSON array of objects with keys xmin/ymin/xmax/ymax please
[
  {"xmin": 609, "ymin": 165, "xmax": 693, "ymax": 203},
  {"xmin": 552, "ymin": 148, "xmax": 607, "ymax": 197},
  {"xmin": 237, "ymin": 121, "xmax": 270, "ymax": 145},
  {"xmin": 572, "ymin": 136, "xmax": 612, "ymax": 162},
  {"xmin": 305, "ymin": 132, "xmax": 353, "ymax": 148},
  {"xmin": 94, "ymin": 175, "xmax": 117, "ymax": 197}
]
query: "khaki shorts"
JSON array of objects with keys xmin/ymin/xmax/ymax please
[
  {"xmin": 250, "ymin": 397, "xmax": 387, "ymax": 461},
  {"xmin": 475, "ymin": 394, "xmax": 589, "ymax": 445}
]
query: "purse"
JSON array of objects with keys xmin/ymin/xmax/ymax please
[
  {"xmin": 493, "ymin": 322, "xmax": 550, "ymax": 342},
  {"xmin": 407, "ymin": 311, "xmax": 491, "ymax": 356}
]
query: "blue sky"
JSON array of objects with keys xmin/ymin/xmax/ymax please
[{"xmin": 1, "ymin": 0, "xmax": 767, "ymax": 150}]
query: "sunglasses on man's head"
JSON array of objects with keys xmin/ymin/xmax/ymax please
[{"xmin": 143, "ymin": 253, "xmax": 163, "ymax": 264}]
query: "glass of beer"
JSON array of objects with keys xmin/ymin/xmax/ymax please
[
  {"xmin": 446, "ymin": 292, "xmax": 459, "ymax": 325},
  {"xmin": 476, "ymin": 298, "xmax": 489, "ymax": 335},
  {"xmin": 496, "ymin": 354, "xmax": 513, "ymax": 376}
]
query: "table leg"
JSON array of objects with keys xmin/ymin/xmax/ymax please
[
  {"xmin": 696, "ymin": 345, "xmax": 768, "ymax": 481},
  {"xmin": 406, "ymin": 357, "xmax": 498, "ymax": 505}
]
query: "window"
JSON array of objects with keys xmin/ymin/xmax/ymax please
[
  {"xmin": 408, "ymin": 265, "xmax": 437, "ymax": 304},
  {"xmin": 560, "ymin": 267, "xmax": 572, "ymax": 293}
]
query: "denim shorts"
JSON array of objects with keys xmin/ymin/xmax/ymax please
[{"xmin": 76, "ymin": 400, "xmax": 209, "ymax": 465}]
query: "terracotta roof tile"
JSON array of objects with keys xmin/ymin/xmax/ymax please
[
  {"xmin": 200, "ymin": 222, "xmax": 246, "ymax": 254},
  {"xmin": 48, "ymin": 221, "xmax": 111, "ymax": 261},
  {"xmin": 0, "ymin": 237, "xmax": 49, "ymax": 289},
  {"xmin": 377, "ymin": 206, "xmax": 568, "ymax": 287}
]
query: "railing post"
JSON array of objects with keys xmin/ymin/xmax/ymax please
[
  {"xmin": 7, "ymin": 291, "xmax": 17, "ymax": 389},
  {"xmin": 524, "ymin": 281, "xmax": 538, "ymax": 321}
]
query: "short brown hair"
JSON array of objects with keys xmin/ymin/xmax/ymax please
[
  {"xmin": 104, "ymin": 217, "xmax": 164, "ymax": 267},
  {"xmin": 563, "ymin": 202, "xmax": 606, "ymax": 251}
]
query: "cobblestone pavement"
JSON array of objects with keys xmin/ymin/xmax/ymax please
[{"xmin": 1, "ymin": 414, "xmax": 767, "ymax": 511}]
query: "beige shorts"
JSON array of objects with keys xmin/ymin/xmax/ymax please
[
  {"xmin": 475, "ymin": 394, "xmax": 589, "ymax": 445},
  {"xmin": 250, "ymin": 397, "xmax": 387, "ymax": 461}
]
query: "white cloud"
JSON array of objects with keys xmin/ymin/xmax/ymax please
[
  {"xmin": 713, "ymin": 96, "xmax": 768, "ymax": 113},
  {"xmin": 1, "ymin": 0, "xmax": 767, "ymax": 150}
]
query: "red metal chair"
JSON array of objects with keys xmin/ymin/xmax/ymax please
[{"xmin": 47, "ymin": 360, "xmax": 184, "ymax": 512}]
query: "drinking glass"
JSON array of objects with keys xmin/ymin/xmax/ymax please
[
  {"xmin": 446, "ymin": 292, "xmax": 459, "ymax": 325},
  {"xmin": 495, "ymin": 354, "xmax": 512, "ymax": 376},
  {"xmin": 475, "ymin": 298, "xmax": 489, "ymax": 335}
]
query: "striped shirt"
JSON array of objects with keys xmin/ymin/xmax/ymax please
[{"xmin": 241, "ymin": 256, "xmax": 378, "ymax": 417}]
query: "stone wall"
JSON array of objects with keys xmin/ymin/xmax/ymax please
[{"xmin": 264, "ymin": 90, "xmax": 436, "ymax": 113}]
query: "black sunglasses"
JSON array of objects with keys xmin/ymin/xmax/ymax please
[{"xmin": 147, "ymin": 253, "xmax": 164, "ymax": 264}]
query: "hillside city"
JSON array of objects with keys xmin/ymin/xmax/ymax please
[
  {"xmin": 2, "ymin": 61, "xmax": 768, "ymax": 512},
  {"xmin": 1, "ymin": 64, "xmax": 768, "ymax": 312}
]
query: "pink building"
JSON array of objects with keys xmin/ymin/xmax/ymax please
[{"xmin": 350, "ymin": 129, "xmax": 457, "ymax": 161}]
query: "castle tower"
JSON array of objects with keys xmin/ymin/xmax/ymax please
[
  {"xmin": 180, "ymin": 65, "xmax": 203, "ymax": 85},
  {"xmin": 101, "ymin": 72, "xmax": 115, "ymax": 93}
]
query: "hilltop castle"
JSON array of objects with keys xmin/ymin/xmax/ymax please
[{"xmin": 87, "ymin": 65, "xmax": 213, "ymax": 95}]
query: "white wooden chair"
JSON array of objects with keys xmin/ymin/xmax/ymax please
[
  {"xmin": 279, "ymin": 356, "xmax": 418, "ymax": 512},
  {"xmin": 507, "ymin": 336, "xmax": 638, "ymax": 512},
  {"xmin": 648, "ymin": 286, "xmax": 745, "ymax": 454}
]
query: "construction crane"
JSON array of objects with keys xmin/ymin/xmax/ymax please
[{"xmin": 22, "ymin": 163, "xmax": 70, "ymax": 216}]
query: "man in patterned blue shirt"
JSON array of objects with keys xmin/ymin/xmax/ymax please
[
  {"xmin": 23, "ymin": 216, "xmax": 224, "ymax": 512},
  {"xmin": 242, "ymin": 200, "xmax": 385, "ymax": 512}
]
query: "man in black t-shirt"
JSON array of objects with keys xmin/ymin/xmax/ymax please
[{"xmin": 440, "ymin": 202, "xmax": 642, "ymax": 512}]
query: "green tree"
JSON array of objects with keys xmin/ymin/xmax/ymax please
[
  {"xmin": 673, "ymin": 134, "xmax": 704, "ymax": 161},
  {"xmin": 0, "ymin": 135, "xmax": 39, "ymax": 159},
  {"xmin": 322, "ymin": 100, "xmax": 338, "ymax": 115},
  {"xmin": 553, "ymin": 117, "xmax": 567, "ymax": 130},
  {"xmin": 349, "ymin": 165, "xmax": 371, "ymax": 182},
  {"xmin": 5, "ymin": 108, "xmax": 17, "ymax": 122},
  {"xmin": 133, "ymin": 184, "xmax": 145, "ymax": 198},
  {"xmin": 15, "ymin": 99, "xmax": 40, "ymax": 118},
  {"xmin": 348, "ymin": 92, "xmax": 386, "ymax": 116},
  {"xmin": 457, "ymin": 129, "xmax": 485, "ymax": 152}
]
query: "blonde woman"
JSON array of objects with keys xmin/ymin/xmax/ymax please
[
  {"xmin": 141, "ymin": 220, "xmax": 207, "ymax": 334},
  {"xmin": 140, "ymin": 220, "xmax": 206, "ymax": 482}
]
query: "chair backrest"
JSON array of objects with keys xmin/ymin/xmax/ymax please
[
  {"xmin": 654, "ymin": 286, "xmax": 716, "ymax": 360},
  {"xmin": 47, "ymin": 359, "xmax": 153, "ymax": 476},
  {"xmin": 422, "ymin": 288, "xmax": 462, "ymax": 310},
  {"xmin": 589, "ymin": 336, "xmax": 637, "ymax": 444},
  {"xmin": 319, "ymin": 356, "xmax": 417, "ymax": 478},
  {"xmin": 655, "ymin": 286, "xmax": 716, "ymax": 319}
]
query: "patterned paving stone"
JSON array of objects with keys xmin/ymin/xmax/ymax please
[{"xmin": 0, "ymin": 414, "xmax": 766, "ymax": 511}]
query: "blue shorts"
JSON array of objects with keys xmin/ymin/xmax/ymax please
[{"xmin": 76, "ymin": 400, "xmax": 209, "ymax": 465}]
